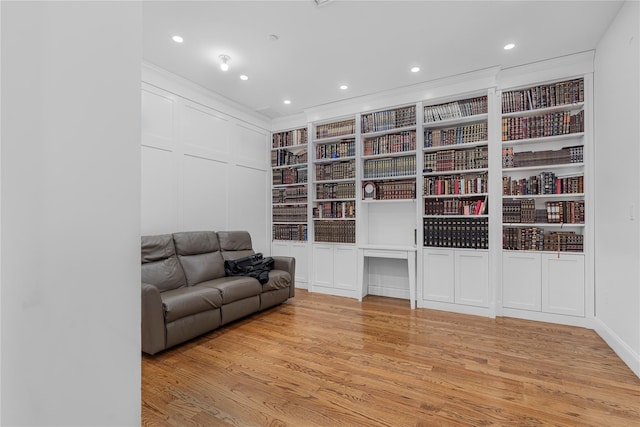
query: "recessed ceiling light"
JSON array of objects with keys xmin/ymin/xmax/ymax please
[
  {"xmin": 504, "ymin": 43, "xmax": 515, "ymax": 50},
  {"xmin": 411, "ymin": 67, "xmax": 420, "ymax": 73},
  {"xmin": 240, "ymin": 75, "xmax": 249, "ymax": 81},
  {"xmin": 284, "ymin": 100, "xmax": 291, "ymax": 105},
  {"xmin": 172, "ymin": 35, "xmax": 184, "ymax": 43},
  {"xmin": 340, "ymin": 85, "xmax": 348, "ymax": 90}
]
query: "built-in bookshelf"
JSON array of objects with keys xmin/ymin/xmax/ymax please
[
  {"xmin": 271, "ymin": 127, "xmax": 308, "ymax": 241},
  {"xmin": 501, "ymin": 77, "xmax": 586, "ymax": 254},
  {"xmin": 500, "ymin": 75, "xmax": 589, "ymax": 322},
  {"xmin": 360, "ymin": 105, "xmax": 418, "ymax": 202},
  {"xmin": 422, "ymin": 95, "xmax": 489, "ymax": 249},
  {"xmin": 312, "ymin": 118, "xmax": 357, "ymax": 244}
]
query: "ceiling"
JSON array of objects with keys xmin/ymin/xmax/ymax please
[{"xmin": 142, "ymin": 1, "xmax": 624, "ymax": 120}]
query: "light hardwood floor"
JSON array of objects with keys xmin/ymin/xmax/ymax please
[{"xmin": 142, "ymin": 290, "xmax": 640, "ymax": 426}]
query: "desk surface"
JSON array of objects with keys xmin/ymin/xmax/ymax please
[{"xmin": 358, "ymin": 244, "xmax": 417, "ymax": 252}]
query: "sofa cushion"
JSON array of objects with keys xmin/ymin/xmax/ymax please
[
  {"xmin": 141, "ymin": 234, "xmax": 186, "ymax": 292},
  {"xmin": 197, "ymin": 276, "xmax": 262, "ymax": 304},
  {"xmin": 161, "ymin": 285, "xmax": 223, "ymax": 323},
  {"xmin": 263, "ymin": 269, "xmax": 291, "ymax": 293},
  {"xmin": 218, "ymin": 231, "xmax": 255, "ymax": 260},
  {"xmin": 173, "ymin": 231, "xmax": 225, "ymax": 285}
]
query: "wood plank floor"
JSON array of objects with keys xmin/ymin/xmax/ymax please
[{"xmin": 142, "ymin": 290, "xmax": 640, "ymax": 426}]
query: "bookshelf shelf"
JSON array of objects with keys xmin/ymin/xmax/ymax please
[
  {"xmin": 361, "ymin": 198, "xmax": 416, "ymax": 204},
  {"xmin": 501, "ymin": 132, "xmax": 584, "ymax": 146},
  {"xmin": 423, "ymin": 140, "xmax": 488, "ymax": 153},
  {"xmin": 502, "ymin": 102, "xmax": 585, "ymax": 118},
  {"xmin": 362, "ymin": 150, "xmax": 418, "ymax": 160},
  {"xmin": 423, "ymin": 112, "xmax": 489, "ymax": 128},
  {"xmin": 502, "ymin": 193, "xmax": 584, "ymax": 199},
  {"xmin": 313, "ymin": 156, "xmax": 356, "ymax": 164},
  {"xmin": 502, "ymin": 163, "xmax": 583, "ymax": 173},
  {"xmin": 426, "ymin": 214, "xmax": 489, "ymax": 219},
  {"xmin": 423, "ymin": 167, "xmax": 489, "ymax": 176},
  {"xmin": 361, "ymin": 124, "xmax": 416, "ymax": 138},
  {"xmin": 425, "ymin": 192, "xmax": 489, "ymax": 199},
  {"xmin": 503, "ymin": 222, "xmax": 585, "ymax": 227}
]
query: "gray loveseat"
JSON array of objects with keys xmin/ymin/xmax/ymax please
[{"xmin": 141, "ymin": 230, "xmax": 295, "ymax": 355}]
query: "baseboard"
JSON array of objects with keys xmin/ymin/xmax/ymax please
[{"xmin": 593, "ymin": 317, "xmax": 640, "ymax": 378}]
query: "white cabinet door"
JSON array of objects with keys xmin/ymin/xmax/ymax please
[
  {"xmin": 291, "ymin": 242, "xmax": 310, "ymax": 284},
  {"xmin": 271, "ymin": 241, "xmax": 290, "ymax": 257},
  {"xmin": 503, "ymin": 252, "xmax": 542, "ymax": 311},
  {"xmin": 542, "ymin": 253, "xmax": 585, "ymax": 316},
  {"xmin": 422, "ymin": 249, "xmax": 455, "ymax": 303},
  {"xmin": 333, "ymin": 245, "xmax": 357, "ymax": 290},
  {"xmin": 455, "ymin": 250, "xmax": 489, "ymax": 307},
  {"xmin": 313, "ymin": 244, "xmax": 334, "ymax": 288}
]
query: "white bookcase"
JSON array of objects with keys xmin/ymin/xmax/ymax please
[
  {"xmin": 268, "ymin": 59, "xmax": 594, "ymax": 328},
  {"xmin": 310, "ymin": 117, "xmax": 359, "ymax": 297},
  {"xmin": 499, "ymin": 76, "xmax": 591, "ymax": 324},
  {"xmin": 271, "ymin": 127, "xmax": 310, "ymax": 289}
]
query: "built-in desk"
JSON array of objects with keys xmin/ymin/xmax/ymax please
[{"xmin": 358, "ymin": 245, "xmax": 417, "ymax": 309}]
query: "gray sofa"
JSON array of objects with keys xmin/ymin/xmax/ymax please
[{"xmin": 141, "ymin": 230, "xmax": 295, "ymax": 355}]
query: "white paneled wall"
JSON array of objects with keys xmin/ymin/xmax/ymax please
[{"xmin": 141, "ymin": 65, "xmax": 271, "ymax": 247}]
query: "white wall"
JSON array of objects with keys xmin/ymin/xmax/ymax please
[
  {"xmin": 1, "ymin": 2, "xmax": 142, "ymax": 425},
  {"xmin": 141, "ymin": 64, "xmax": 272, "ymax": 254},
  {"xmin": 593, "ymin": 0, "xmax": 640, "ymax": 377}
]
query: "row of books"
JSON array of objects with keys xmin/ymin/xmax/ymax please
[
  {"xmin": 316, "ymin": 138, "xmax": 355, "ymax": 160},
  {"xmin": 424, "ymin": 173, "xmax": 488, "ymax": 196},
  {"xmin": 501, "ymin": 110, "xmax": 584, "ymax": 141},
  {"xmin": 367, "ymin": 179, "xmax": 416, "ymax": 200},
  {"xmin": 361, "ymin": 106, "xmax": 416, "ymax": 133},
  {"xmin": 502, "ymin": 199, "xmax": 536, "ymax": 223},
  {"xmin": 271, "ymin": 149, "xmax": 307, "ymax": 167},
  {"xmin": 424, "ymin": 146, "xmax": 489, "ymax": 172},
  {"xmin": 272, "ymin": 128, "xmax": 307, "ymax": 148},
  {"xmin": 272, "ymin": 205, "xmax": 307, "ymax": 222},
  {"xmin": 424, "ymin": 122, "xmax": 488, "ymax": 147},
  {"xmin": 363, "ymin": 155, "xmax": 416, "ymax": 179},
  {"xmin": 272, "ymin": 185, "xmax": 307, "ymax": 204},
  {"xmin": 424, "ymin": 197, "xmax": 487, "ymax": 216},
  {"xmin": 501, "ymin": 78, "xmax": 584, "ymax": 113},
  {"xmin": 543, "ymin": 231, "xmax": 584, "ymax": 252},
  {"xmin": 502, "ymin": 173, "xmax": 584, "ymax": 195},
  {"xmin": 312, "ymin": 201, "xmax": 356, "ymax": 219},
  {"xmin": 316, "ymin": 119, "xmax": 356, "ymax": 139},
  {"xmin": 272, "ymin": 167, "xmax": 308, "ymax": 185},
  {"xmin": 314, "ymin": 220, "xmax": 356, "ymax": 244},
  {"xmin": 503, "ymin": 227, "xmax": 583, "ymax": 252},
  {"xmin": 502, "ymin": 199, "xmax": 585, "ymax": 224},
  {"xmin": 502, "ymin": 146, "xmax": 583, "ymax": 168},
  {"xmin": 363, "ymin": 131, "xmax": 416, "ymax": 155},
  {"xmin": 315, "ymin": 160, "xmax": 356, "ymax": 181},
  {"xmin": 272, "ymin": 224, "xmax": 307, "ymax": 241},
  {"xmin": 545, "ymin": 200, "xmax": 585, "ymax": 223},
  {"xmin": 424, "ymin": 96, "xmax": 488, "ymax": 123},
  {"xmin": 423, "ymin": 217, "xmax": 489, "ymax": 249},
  {"xmin": 315, "ymin": 182, "xmax": 356, "ymax": 200}
]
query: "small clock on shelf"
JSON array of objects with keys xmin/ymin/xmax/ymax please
[{"xmin": 363, "ymin": 181, "xmax": 376, "ymax": 200}]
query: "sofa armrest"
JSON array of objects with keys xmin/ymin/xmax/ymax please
[
  {"xmin": 272, "ymin": 256, "xmax": 295, "ymax": 298},
  {"xmin": 141, "ymin": 282, "xmax": 166, "ymax": 355}
]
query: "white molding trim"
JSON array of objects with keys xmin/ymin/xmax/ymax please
[
  {"xmin": 593, "ymin": 317, "xmax": 640, "ymax": 378},
  {"xmin": 142, "ymin": 61, "xmax": 271, "ymax": 131},
  {"xmin": 304, "ymin": 66, "xmax": 499, "ymax": 123}
]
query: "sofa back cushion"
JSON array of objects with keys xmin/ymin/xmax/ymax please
[
  {"xmin": 141, "ymin": 234, "xmax": 187, "ymax": 292},
  {"xmin": 173, "ymin": 231, "xmax": 225, "ymax": 285},
  {"xmin": 217, "ymin": 230, "xmax": 255, "ymax": 260}
]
